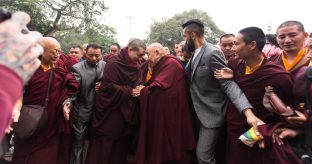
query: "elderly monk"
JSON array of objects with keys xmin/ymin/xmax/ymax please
[
  {"xmin": 85, "ymin": 39, "xmax": 146, "ymax": 164},
  {"xmin": 135, "ymin": 43, "xmax": 196, "ymax": 164},
  {"xmin": 12, "ymin": 37, "xmax": 79, "ymax": 164}
]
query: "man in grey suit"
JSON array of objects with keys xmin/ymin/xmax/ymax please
[
  {"xmin": 182, "ymin": 19, "xmax": 263, "ymax": 164},
  {"xmin": 63, "ymin": 44, "xmax": 106, "ymax": 164}
]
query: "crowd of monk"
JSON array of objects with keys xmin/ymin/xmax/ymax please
[{"xmin": 1, "ymin": 11, "xmax": 312, "ymax": 164}]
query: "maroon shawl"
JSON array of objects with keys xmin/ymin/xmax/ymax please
[
  {"xmin": 55, "ymin": 54, "xmax": 79, "ymax": 72},
  {"xmin": 270, "ymin": 53, "xmax": 310, "ymax": 104},
  {"xmin": 136, "ymin": 55, "xmax": 196, "ymax": 164},
  {"xmin": 91, "ymin": 47, "xmax": 142, "ymax": 138},
  {"xmin": 226, "ymin": 58, "xmax": 301, "ymax": 164}
]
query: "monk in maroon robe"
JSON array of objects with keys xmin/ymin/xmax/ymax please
[
  {"xmin": 85, "ymin": 39, "xmax": 146, "ymax": 164},
  {"xmin": 136, "ymin": 43, "xmax": 196, "ymax": 164},
  {"xmin": 12, "ymin": 37, "xmax": 79, "ymax": 164},
  {"xmin": 226, "ymin": 58, "xmax": 301, "ymax": 164},
  {"xmin": 215, "ymin": 27, "xmax": 301, "ymax": 164},
  {"xmin": 268, "ymin": 21, "xmax": 310, "ymax": 147}
]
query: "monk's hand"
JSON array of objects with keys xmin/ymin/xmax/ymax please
[
  {"xmin": 132, "ymin": 85, "xmax": 145, "ymax": 97},
  {"xmin": 63, "ymin": 102, "xmax": 71, "ymax": 120},
  {"xmin": 243, "ymin": 108, "xmax": 266, "ymax": 148},
  {"xmin": 95, "ymin": 82, "xmax": 101, "ymax": 92},
  {"xmin": 0, "ymin": 11, "xmax": 43, "ymax": 84},
  {"xmin": 12, "ymin": 96, "xmax": 22, "ymax": 122},
  {"xmin": 214, "ymin": 68, "xmax": 234, "ymax": 79},
  {"xmin": 5, "ymin": 96, "xmax": 23, "ymax": 134},
  {"xmin": 132, "ymin": 88, "xmax": 139, "ymax": 97},
  {"xmin": 272, "ymin": 128, "xmax": 302, "ymax": 146},
  {"xmin": 286, "ymin": 111, "xmax": 307, "ymax": 125}
]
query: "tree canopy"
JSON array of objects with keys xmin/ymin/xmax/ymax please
[
  {"xmin": 1, "ymin": 0, "xmax": 117, "ymax": 53},
  {"xmin": 146, "ymin": 9, "xmax": 224, "ymax": 50}
]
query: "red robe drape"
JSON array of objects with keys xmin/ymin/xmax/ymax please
[{"xmin": 86, "ymin": 47, "xmax": 142, "ymax": 164}]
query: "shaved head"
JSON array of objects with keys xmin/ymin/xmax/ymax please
[
  {"xmin": 41, "ymin": 37, "xmax": 60, "ymax": 49},
  {"xmin": 146, "ymin": 43, "xmax": 166, "ymax": 67},
  {"xmin": 147, "ymin": 43, "xmax": 165, "ymax": 55}
]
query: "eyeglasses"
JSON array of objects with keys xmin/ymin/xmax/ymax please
[{"xmin": 45, "ymin": 48, "xmax": 61, "ymax": 55}]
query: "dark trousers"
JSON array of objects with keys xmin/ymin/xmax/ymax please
[{"xmin": 70, "ymin": 116, "xmax": 88, "ymax": 164}]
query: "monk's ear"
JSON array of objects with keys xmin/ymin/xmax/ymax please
[
  {"xmin": 155, "ymin": 50, "xmax": 160, "ymax": 55},
  {"xmin": 304, "ymin": 32, "xmax": 309, "ymax": 39},
  {"xmin": 249, "ymin": 41, "xmax": 257, "ymax": 50}
]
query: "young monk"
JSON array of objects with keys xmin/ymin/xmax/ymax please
[{"xmin": 215, "ymin": 27, "xmax": 301, "ymax": 164}]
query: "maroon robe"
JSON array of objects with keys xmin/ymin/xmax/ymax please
[
  {"xmin": 85, "ymin": 47, "xmax": 142, "ymax": 164},
  {"xmin": 226, "ymin": 59, "xmax": 301, "ymax": 164},
  {"xmin": 12, "ymin": 65, "xmax": 79, "ymax": 164},
  {"xmin": 0, "ymin": 65, "xmax": 23, "ymax": 140},
  {"xmin": 103, "ymin": 53, "xmax": 116, "ymax": 62},
  {"xmin": 136, "ymin": 55, "xmax": 196, "ymax": 164},
  {"xmin": 56, "ymin": 54, "xmax": 79, "ymax": 72},
  {"xmin": 270, "ymin": 53, "xmax": 310, "ymax": 105}
]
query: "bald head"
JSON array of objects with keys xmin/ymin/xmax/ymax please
[
  {"xmin": 41, "ymin": 37, "xmax": 60, "ymax": 49},
  {"xmin": 41, "ymin": 37, "xmax": 61, "ymax": 65},
  {"xmin": 147, "ymin": 43, "xmax": 165, "ymax": 54},
  {"xmin": 146, "ymin": 43, "xmax": 166, "ymax": 67}
]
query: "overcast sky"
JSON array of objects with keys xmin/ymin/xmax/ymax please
[{"xmin": 100, "ymin": 0, "xmax": 312, "ymax": 47}]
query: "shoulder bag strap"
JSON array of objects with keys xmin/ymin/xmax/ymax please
[{"xmin": 43, "ymin": 67, "xmax": 54, "ymax": 108}]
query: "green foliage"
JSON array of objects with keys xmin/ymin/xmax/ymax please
[
  {"xmin": 1, "ymin": 0, "xmax": 52, "ymax": 33},
  {"xmin": 54, "ymin": 24, "xmax": 117, "ymax": 54},
  {"xmin": 1, "ymin": 0, "xmax": 117, "ymax": 53},
  {"xmin": 146, "ymin": 9, "xmax": 224, "ymax": 50}
]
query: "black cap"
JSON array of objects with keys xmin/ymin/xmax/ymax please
[{"xmin": 182, "ymin": 19, "xmax": 204, "ymax": 28}]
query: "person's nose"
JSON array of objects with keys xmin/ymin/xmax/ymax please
[{"xmin": 284, "ymin": 36, "xmax": 292, "ymax": 43}]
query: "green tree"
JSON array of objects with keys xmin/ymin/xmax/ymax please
[
  {"xmin": 146, "ymin": 9, "xmax": 224, "ymax": 50},
  {"xmin": 1, "ymin": 0, "xmax": 117, "ymax": 53},
  {"xmin": 1, "ymin": 0, "xmax": 107, "ymax": 36},
  {"xmin": 54, "ymin": 24, "xmax": 117, "ymax": 54}
]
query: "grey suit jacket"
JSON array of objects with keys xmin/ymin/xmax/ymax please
[
  {"xmin": 69, "ymin": 60, "xmax": 106, "ymax": 123},
  {"xmin": 186, "ymin": 42, "xmax": 253, "ymax": 128}
]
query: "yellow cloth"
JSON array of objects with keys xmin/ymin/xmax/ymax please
[
  {"xmin": 282, "ymin": 48, "xmax": 308, "ymax": 71},
  {"xmin": 40, "ymin": 64, "xmax": 54, "ymax": 72},
  {"xmin": 145, "ymin": 66, "xmax": 152, "ymax": 83},
  {"xmin": 245, "ymin": 57, "xmax": 264, "ymax": 75}
]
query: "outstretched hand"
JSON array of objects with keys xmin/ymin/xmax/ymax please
[{"xmin": 214, "ymin": 68, "xmax": 234, "ymax": 79}]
